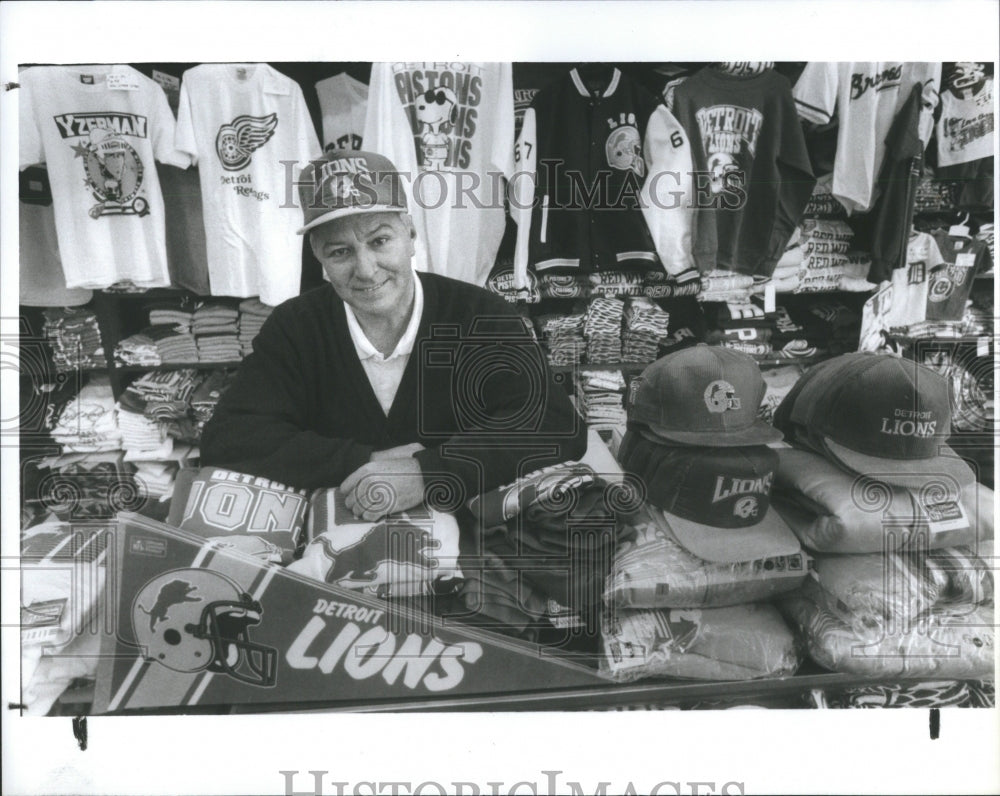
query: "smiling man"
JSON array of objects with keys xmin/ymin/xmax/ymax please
[{"xmin": 201, "ymin": 150, "xmax": 586, "ymax": 520}]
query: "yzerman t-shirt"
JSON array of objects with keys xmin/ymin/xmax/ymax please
[
  {"xmin": 19, "ymin": 65, "xmax": 189, "ymax": 289},
  {"xmin": 363, "ymin": 62, "xmax": 515, "ymax": 286},
  {"xmin": 175, "ymin": 64, "xmax": 321, "ymax": 305}
]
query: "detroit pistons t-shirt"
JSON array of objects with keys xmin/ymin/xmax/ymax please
[
  {"xmin": 175, "ymin": 64, "xmax": 321, "ymax": 306},
  {"xmin": 362, "ymin": 62, "xmax": 516, "ymax": 286},
  {"xmin": 19, "ymin": 65, "xmax": 189, "ymax": 289}
]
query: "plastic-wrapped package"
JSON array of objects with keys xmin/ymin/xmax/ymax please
[
  {"xmin": 169, "ymin": 466, "xmax": 309, "ymax": 565},
  {"xmin": 782, "ymin": 592, "xmax": 995, "ymax": 679},
  {"xmin": 605, "ymin": 503, "xmax": 812, "ymax": 608},
  {"xmin": 773, "ymin": 448, "xmax": 994, "ymax": 553},
  {"xmin": 288, "ymin": 488, "xmax": 462, "ymax": 599},
  {"xmin": 601, "ymin": 603, "xmax": 801, "ymax": 682},
  {"xmin": 806, "ymin": 544, "xmax": 994, "ymax": 634}
]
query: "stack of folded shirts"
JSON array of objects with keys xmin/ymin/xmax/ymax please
[
  {"xmin": 584, "ymin": 297, "xmax": 625, "ymax": 364},
  {"xmin": 622, "ymin": 297, "xmax": 671, "ymax": 363},
  {"xmin": 589, "ymin": 271, "xmax": 646, "ymax": 298},
  {"xmin": 42, "ymin": 307, "xmax": 107, "ymax": 372},
  {"xmin": 898, "ymin": 320, "xmax": 966, "ymax": 339},
  {"xmin": 190, "ymin": 369, "xmax": 235, "ymax": 433},
  {"xmin": 121, "ymin": 369, "xmax": 199, "ymax": 421},
  {"xmin": 801, "ymin": 178, "xmax": 847, "ymax": 218},
  {"xmin": 50, "ymin": 376, "xmax": 121, "ymax": 453},
  {"xmin": 117, "ymin": 406, "xmax": 170, "ymax": 457},
  {"xmin": 196, "ymin": 334, "xmax": 242, "ymax": 363},
  {"xmin": 238, "ymin": 298, "xmax": 274, "ymax": 357},
  {"xmin": 770, "ymin": 230, "xmax": 805, "ymax": 289},
  {"xmin": 114, "ymin": 329, "xmax": 160, "ymax": 366},
  {"xmin": 147, "ymin": 324, "xmax": 198, "ymax": 363},
  {"xmin": 575, "ymin": 369, "xmax": 627, "ymax": 429},
  {"xmin": 131, "ymin": 460, "xmax": 178, "ymax": 499},
  {"xmin": 538, "ymin": 274, "xmax": 592, "ymax": 300},
  {"xmin": 698, "ymin": 270, "xmax": 757, "ymax": 303},
  {"xmin": 192, "ymin": 303, "xmax": 239, "ymax": 335},
  {"xmin": 147, "ymin": 301, "xmax": 194, "ymax": 332},
  {"xmin": 704, "ymin": 301, "xmax": 822, "ymax": 362},
  {"xmin": 788, "ymin": 299, "xmax": 860, "ymax": 355},
  {"xmin": 537, "ymin": 312, "xmax": 587, "ymax": 365}
]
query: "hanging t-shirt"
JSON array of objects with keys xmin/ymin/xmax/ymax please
[
  {"xmin": 175, "ymin": 64, "xmax": 321, "ymax": 306},
  {"xmin": 936, "ymin": 64, "xmax": 994, "ymax": 168},
  {"xmin": 20, "ymin": 201, "xmax": 92, "ymax": 307},
  {"xmin": 885, "ymin": 232, "xmax": 948, "ymax": 329},
  {"xmin": 19, "ymin": 65, "xmax": 189, "ymax": 289},
  {"xmin": 315, "ymin": 72, "xmax": 368, "ymax": 152},
  {"xmin": 793, "ymin": 62, "xmax": 941, "ymax": 214},
  {"xmin": 362, "ymin": 62, "xmax": 515, "ymax": 286},
  {"xmin": 671, "ymin": 67, "xmax": 816, "ymax": 276}
]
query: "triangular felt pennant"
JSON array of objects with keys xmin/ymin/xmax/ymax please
[{"xmin": 92, "ymin": 513, "xmax": 607, "ymax": 714}]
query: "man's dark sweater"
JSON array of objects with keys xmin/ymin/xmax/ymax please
[{"xmin": 201, "ymin": 272, "xmax": 587, "ymax": 496}]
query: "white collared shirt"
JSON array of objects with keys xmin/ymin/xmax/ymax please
[{"xmin": 343, "ymin": 275, "xmax": 424, "ymax": 416}]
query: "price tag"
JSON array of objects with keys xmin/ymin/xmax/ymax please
[
  {"xmin": 763, "ymin": 283, "xmax": 776, "ymax": 314},
  {"xmin": 977, "ymin": 337, "xmax": 990, "ymax": 358},
  {"xmin": 107, "ymin": 71, "xmax": 140, "ymax": 91},
  {"xmin": 924, "ymin": 500, "xmax": 970, "ymax": 536},
  {"xmin": 955, "ymin": 252, "xmax": 976, "ymax": 268},
  {"xmin": 151, "ymin": 70, "xmax": 180, "ymax": 93}
]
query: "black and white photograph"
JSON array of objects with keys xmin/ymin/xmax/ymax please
[{"xmin": 2, "ymin": 2, "xmax": 998, "ymax": 794}]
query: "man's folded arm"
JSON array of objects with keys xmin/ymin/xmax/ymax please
[{"xmin": 200, "ymin": 319, "xmax": 374, "ymax": 490}]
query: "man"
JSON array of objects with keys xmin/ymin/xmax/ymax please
[{"xmin": 201, "ymin": 150, "xmax": 586, "ymax": 521}]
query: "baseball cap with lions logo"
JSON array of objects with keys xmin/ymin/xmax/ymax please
[
  {"xmin": 783, "ymin": 352, "xmax": 975, "ymax": 488},
  {"xmin": 627, "ymin": 344, "xmax": 782, "ymax": 446},
  {"xmin": 296, "ymin": 150, "xmax": 409, "ymax": 235},
  {"xmin": 629, "ymin": 442, "xmax": 801, "ymax": 563}
]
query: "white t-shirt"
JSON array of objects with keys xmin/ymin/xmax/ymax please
[
  {"xmin": 937, "ymin": 73, "xmax": 994, "ymax": 168},
  {"xmin": 793, "ymin": 62, "xmax": 941, "ymax": 214},
  {"xmin": 19, "ymin": 65, "xmax": 188, "ymax": 289},
  {"xmin": 362, "ymin": 62, "xmax": 515, "ymax": 286},
  {"xmin": 885, "ymin": 232, "xmax": 947, "ymax": 329},
  {"xmin": 315, "ymin": 72, "xmax": 369, "ymax": 152},
  {"xmin": 344, "ymin": 274, "xmax": 424, "ymax": 416},
  {"xmin": 175, "ymin": 64, "xmax": 322, "ymax": 306}
]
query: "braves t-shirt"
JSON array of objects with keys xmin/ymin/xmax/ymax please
[
  {"xmin": 793, "ymin": 62, "xmax": 941, "ymax": 214},
  {"xmin": 175, "ymin": 64, "xmax": 321, "ymax": 305},
  {"xmin": 363, "ymin": 62, "xmax": 516, "ymax": 285},
  {"xmin": 19, "ymin": 65, "xmax": 189, "ymax": 289}
]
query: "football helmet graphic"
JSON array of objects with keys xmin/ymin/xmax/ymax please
[
  {"xmin": 606, "ymin": 126, "xmax": 645, "ymax": 176},
  {"xmin": 132, "ymin": 569, "xmax": 277, "ymax": 686}
]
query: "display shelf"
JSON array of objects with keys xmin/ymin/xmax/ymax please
[
  {"xmin": 115, "ymin": 362, "xmax": 243, "ymax": 373},
  {"xmin": 549, "ymin": 354, "xmax": 829, "ymax": 374},
  {"xmin": 885, "ymin": 333, "xmax": 995, "ymax": 353}
]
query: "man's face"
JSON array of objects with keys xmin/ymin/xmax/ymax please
[{"xmin": 310, "ymin": 212, "xmax": 416, "ymax": 321}]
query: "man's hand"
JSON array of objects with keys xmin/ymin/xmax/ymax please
[
  {"xmin": 341, "ymin": 456, "xmax": 425, "ymax": 521},
  {"xmin": 369, "ymin": 442, "xmax": 426, "ymax": 462}
]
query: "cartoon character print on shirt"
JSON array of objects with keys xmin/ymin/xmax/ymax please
[
  {"xmin": 694, "ymin": 105, "xmax": 763, "ymax": 196},
  {"xmin": 215, "ymin": 113, "xmax": 278, "ymax": 171},
  {"xmin": 56, "ymin": 112, "xmax": 149, "ymax": 218},
  {"xmin": 391, "ymin": 63, "xmax": 484, "ymax": 171}
]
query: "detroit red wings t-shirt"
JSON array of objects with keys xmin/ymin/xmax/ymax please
[
  {"xmin": 175, "ymin": 64, "xmax": 321, "ymax": 306},
  {"xmin": 19, "ymin": 65, "xmax": 190, "ymax": 289}
]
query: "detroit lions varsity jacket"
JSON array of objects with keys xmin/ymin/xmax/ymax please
[{"xmin": 512, "ymin": 67, "xmax": 696, "ymax": 287}]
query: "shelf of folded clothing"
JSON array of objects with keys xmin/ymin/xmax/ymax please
[
  {"xmin": 885, "ymin": 334, "xmax": 994, "ymax": 351},
  {"xmin": 99, "ymin": 286, "xmax": 198, "ymax": 300},
  {"xmin": 115, "ymin": 361, "xmax": 244, "ymax": 373}
]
